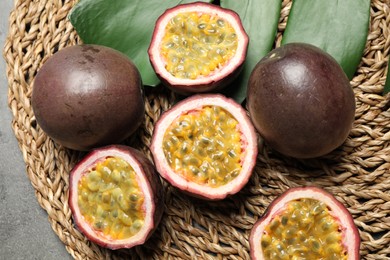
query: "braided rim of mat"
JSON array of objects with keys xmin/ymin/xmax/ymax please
[{"xmin": 3, "ymin": 0, "xmax": 390, "ymax": 259}]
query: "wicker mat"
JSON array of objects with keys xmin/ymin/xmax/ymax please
[{"xmin": 3, "ymin": 0, "xmax": 390, "ymax": 259}]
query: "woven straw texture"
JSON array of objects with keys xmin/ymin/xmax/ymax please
[{"xmin": 3, "ymin": 0, "xmax": 390, "ymax": 259}]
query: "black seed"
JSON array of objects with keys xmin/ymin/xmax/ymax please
[
  {"xmin": 198, "ymin": 23, "xmax": 206, "ymax": 29},
  {"xmin": 130, "ymin": 194, "xmax": 139, "ymax": 202},
  {"xmin": 281, "ymin": 216, "xmax": 288, "ymax": 226}
]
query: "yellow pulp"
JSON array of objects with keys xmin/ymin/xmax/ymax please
[
  {"xmin": 261, "ymin": 198, "xmax": 347, "ymax": 260},
  {"xmin": 163, "ymin": 106, "xmax": 242, "ymax": 187},
  {"xmin": 78, "ymin": 157, "xmax": 145, "ymax": 240},
  {"xmin": 161, "ymin": 12, "xmax": 238, "ymax": 79}
]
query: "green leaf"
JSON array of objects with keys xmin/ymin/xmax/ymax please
[
  {"xmin": 385, "ymin": 62, "xmax": 390, "ymax": 94},
  {"xmin": 68, "ymin": 0, "xmax": 212, "ymax": 87},
  {"xmin": 220, "ymin": 0, "xmax": 282, "ymax": 103},
  {"xmin": 281, "ymin": 0, "xmax": 370, "ymax": 80}
]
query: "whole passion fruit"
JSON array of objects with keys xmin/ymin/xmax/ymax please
[
  {"xmin": 250, "ymin": 186, "xmax": 360, "ymax": 260},
  {"xmin": 32, "ymin": 44, "xmax": 145, "ymax": 151},
  {"xmin": 148, "ymin": 2, "xmax": 249, "ymax": 94},
  {"xmin": 247, "ymin": 43, "xmax": 356, "ymax": 158},
  {"xmin": 69, "ymin": 145, "xmax": 164, "ymax": 250},
  {"xmin": 150, "ymin": 94, "xmax": 257, "ymax": 200}
]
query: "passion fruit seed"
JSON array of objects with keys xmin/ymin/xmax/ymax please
[
  {"xmin": 261, "ymin": 198, "xmax": 346, "ymax": 260},
  {"xmin": 161, "ymin": 12, "xmax": 238, "ymax": 79},
  {"xmin": 78, "ymin": 157, "xmax": 145, "ymax": 240},
  {"xmin": 163, "ymin": 105, "xmax": 242, "ymax": 188}
]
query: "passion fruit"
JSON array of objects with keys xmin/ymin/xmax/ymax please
[
  {"xmin": 247, "ymin": 43, "xmax": 356, "ymax": 158},
  {"xmin": 32, "ymin": 44, "xmax": 145, "ymax": 151},
  {"xmin": 150, "ymin": 94, "xmax": 257, "ymax": 200},
  {"xmin": 250, "ymin": 186, "xmax": 360, "ymax": 260},
  {"xmin": 68, "ymin": 145, "xmax": 164, "ymax": 250},
  {"xmin": 148, "ymin": 2, "xmax": 249, "ymax": 94}
]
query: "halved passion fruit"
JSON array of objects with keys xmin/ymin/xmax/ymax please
[
  {"xmin": 69, "ymin": 145, "xmax": 164, "ymax": 250},
  {"xmin": 250, "ymin": 187, "xmax": 360, "ymax": 260},
  {"xmin": 150, "ymin": 94, "xmax": 258, "ymax": 200},
  {"xmin": 148, "ymin": 2, "xmax": 249, "ymax": 94}
]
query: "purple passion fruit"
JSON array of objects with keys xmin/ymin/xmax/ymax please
[
  {"xmin": 69, "ymin": 145, "xmax": 164, "ymax": 250},
  {"xmin": 150, "ymin": 94, "xmax": 257, "ymax": 200},
  {"xmin": 32, "ymin": 44, "xmax": 145, "ymax": 151},
  {"xmin": 148, "ymin": 2, "xmax": 249, "ymax": 95},
  {"xmin": 250, "ymin": 186, "xmax": 360, "ymax": 260},
  {"xmin": 247, "ymin": 43, "xmax": 356, "ymax": 158}
]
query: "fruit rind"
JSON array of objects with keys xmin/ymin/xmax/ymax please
[
  {"xmin": 247, "ymin": 42, "xmax": 356, "ymax": 158},
  {"xmin": 249, "ymin": 186, "xmax": 360, "ymax": 260},
  {"xmin": 148, "ymin": 2, "xmax": 249, "ymax": 94},
  {"xmin": 150, "ymin": 94, "xmax": 258, "ymax": 200},
  {"xmin": 69, "ymin": 145, "xmax": 164, "ymax": 250},
  {"xmin": 32, "ymin": 44, "xmax": 145, "ymax": 151}
]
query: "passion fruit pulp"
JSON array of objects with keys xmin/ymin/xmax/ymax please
[
  {"xmin": 32, "ymin": 44, "xmax": 145, "ymax": 151},
  {"xmin": 69, "ymin": 145, "xmax": 164, "ymax": 250},
  {"xmin": 148, "ymin": 2, "xmax": 249, "ymax": 94},
  {"xmin": 150, "ymin": 94, "xmax": 258, "ymax": 200},
  {"xmin": 247, "ymin": 43, "xmax": 356, "ymax": 158},
  {"xmin": 250, "ymin": 187, "xmax": 360, "ymax": 260}
]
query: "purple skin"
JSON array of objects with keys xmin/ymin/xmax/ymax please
[
  {"xmin": 68, "ymin": 145, "xmax": 164, "ymax": 250},
  {"xmin": 247, "ymin": 43, "xmax": 356, "ymax": 158},
  {"xmin": 32, "ymin": 44, "xmax": 145, "ymax": 151}
]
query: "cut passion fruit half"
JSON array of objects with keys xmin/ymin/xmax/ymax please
[
  {"xmin": 150, "ymin": 94, "xmax": 258, "ymax": 200},
  {"xmin": 69, "ymin": 145, "xmax": 164, "ymax": 250},
  {"xmin": 148, "ymin": 2, "xmax": 249, "ymax": 94},
  {"xmin": 250, "ymin": 187, "xmax": 360, "ymax": 260}
]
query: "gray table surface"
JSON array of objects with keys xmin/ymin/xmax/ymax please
[{"xmin": 1, "ymin": 2, "xmax": 72, "ymax": 259}]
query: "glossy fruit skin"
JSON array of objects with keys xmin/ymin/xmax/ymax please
[
  {"xmin": 148, "ymin": 2, "xmax": 249, "ymax": 95},
  {"xmin": 249, "ymin": 186, "xmax": 360, "ymax": 260},
  {"xmin": 69, "ymin": 145, "xmax": 164, "ymax": 250},
  {"xmin": 32, "ymin": 44, "xmax": 145, "ymax": 151},
  {"xmin": 150, "ymin": 94, "xmax": 258, "ymax": 200},
  {"xmin": 247, "ymin": 43, "xmax": 356, "ymax": 158}
]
